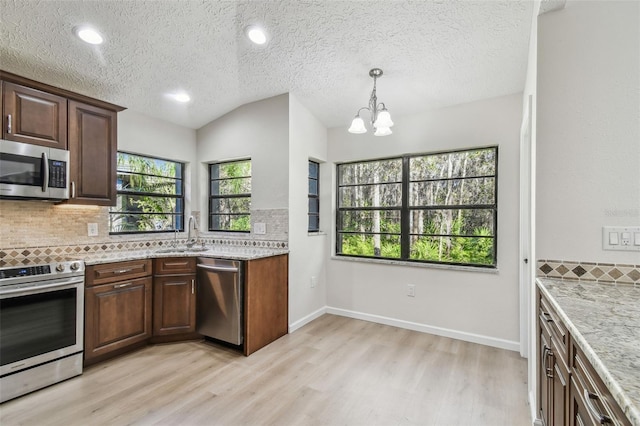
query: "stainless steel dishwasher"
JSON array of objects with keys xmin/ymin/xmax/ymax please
[{"xmin": 196, "ymin": 257, "xmax": 243, "ymax": 345}]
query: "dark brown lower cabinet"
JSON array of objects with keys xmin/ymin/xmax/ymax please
[
  {"xmin": 244, "ymin": 254, "xmax": 288, "ymax": 356},
  {"xmin": 84, "ymin": 276, "xmax": 152, "ymax": 364},
  {"xmin": 152, "ymin": 258, "xmax": 197, "ymax": 337},
  {"xmin": 538, "ymin": 287, "xmax": 631, "ymax": 426},
  {"xmin": 153, "ymin": 275, "xmax": 196, "ymax": 335}
]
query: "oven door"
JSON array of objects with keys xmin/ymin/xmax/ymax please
[{"xmin": 0, "ymin": 277, "xmax": 84, "ymax": 377}]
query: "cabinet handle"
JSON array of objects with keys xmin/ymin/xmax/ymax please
[
  {"xmin": 583, "ymin": 390, "xmax": 613, "ymax": 424},
  {"xmin": 191, "ymin": 279, "xmax": 195, "ymax": 294},
  {"xmin": 7, "ymin": 114, "xmax": 11, "ymax": 133},
  {"xmin": 114, "ymin": 282, "xmax": 132, "ymax": 289},
  {"xmin": 114, "ymin": 268, "xmax": 132, "ymax": 274},
  {"xmin": 542, "ymin": 345, "xmax": 554, "ymax": 378},
  {"xmin": 542, "ymin": 312, "xmax": 553, "ymax": 323},
  {"xmin": 71, "ymin": 181, "xmax": 76, "ymax": 198}
]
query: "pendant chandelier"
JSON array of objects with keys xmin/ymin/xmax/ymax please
[{"xmin": 348, "ymin": 68, "xmax": 394, "ymax": 136}]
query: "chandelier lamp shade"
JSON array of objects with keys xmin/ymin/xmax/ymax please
[{"xmin": 348, "ymin": 68, "xmax": 394, "ymax": 136}]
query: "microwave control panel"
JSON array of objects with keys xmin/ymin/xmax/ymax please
[{"xmin": 48, "ymin": 160, "xmax": 67, "ymax": 188}]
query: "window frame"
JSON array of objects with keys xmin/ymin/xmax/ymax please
[
  {"xmin": 308, "ymin": 160, "xmax": 320, "ymax": 232},
  {"xmin": 208, "ymin": 159, "xmax": 252, "ymax": 233},
  {"xmin": 109, "ymin": 151, "xmax": 185, "ymax": 235},
  {"xmin": 335, "ymin": 146, "xmax": 498, "ymax": 268}
]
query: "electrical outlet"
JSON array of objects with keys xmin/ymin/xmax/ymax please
[
  {"xmin": 407, "ymin": 284, "xmax": 415, "ymax": 297},
  {"xmin": 254, "ymin": 222, "xmax": 266, "ymax": 235},
  {"xmin": 87, "ymin": 223, "xmax": 98, "ymax": 237},
  {"xmin": 310, "ymin": 276, "xmax": 318, "ymax": 288}
]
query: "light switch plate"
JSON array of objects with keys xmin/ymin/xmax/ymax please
[{"xmin": 602, "ymin": 226, "xmax": 640, "ymax": 251}]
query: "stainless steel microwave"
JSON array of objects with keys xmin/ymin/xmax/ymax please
[{"xmin": 0, "ymin": 139, "xmax": 70, "ymax": 200}]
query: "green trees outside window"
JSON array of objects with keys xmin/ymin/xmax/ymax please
[
  {"xmin": 336, "ymin": 147, "xmax": 498, "ymax": 267},
  {"xmin": 109, "ymin": 152, "xmax": 184, "ymax": 234},
  {"xmin": 209, "ymin": 160, "xmax": 251, "ymax": 232}
]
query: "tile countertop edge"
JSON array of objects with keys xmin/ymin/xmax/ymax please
[
  {"xmin": 537, "ymin": 278, "xmax": 640, "ymax": 426},
  {"xmin": 81, "ymin": 249, "xmax": 290, "ymax": 265}
]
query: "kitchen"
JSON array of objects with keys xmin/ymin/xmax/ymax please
[{"xmin": 0, "ymin": 1, "xmax": 638, "ymax": 425}]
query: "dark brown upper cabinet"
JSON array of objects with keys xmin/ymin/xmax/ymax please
[{"xmin": 2, "ymin": 81, "xmax": 68, "ymax": 149}]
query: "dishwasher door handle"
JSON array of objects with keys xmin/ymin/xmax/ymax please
[{"xmin": 196, "ymin": 264, "xmax": 238, "ymax": 273}]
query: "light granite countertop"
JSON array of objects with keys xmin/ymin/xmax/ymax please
[
  {"xmin": 537, "ymin": 278, "xmax": 640, "ymax": 426},
  {"xmin": 79, "ymin": 246, "xmax": 289, "ymax": 265}
]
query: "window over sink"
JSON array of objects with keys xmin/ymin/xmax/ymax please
[
  {"xmin": 109, "ymin": 152, "xmax": 185, "ymax": 234},
  {"xmin": 208, "ymin": 159, "xmax": 251, "ymax": 232}
]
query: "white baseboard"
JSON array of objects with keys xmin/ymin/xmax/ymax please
[
  {"xmin": 326, "ymin": 307, "xmax": 521, "ymax": 352},
  {"xmin": 288, "ymin": 306, "xmax": 327, "ymax": 333}
]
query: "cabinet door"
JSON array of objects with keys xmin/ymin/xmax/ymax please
[
  {"xmin": 68, "ymin": 100, "xmax": 117, "ymax": 205},
  {"xmin": 84, "ymin": 277, "xmax": 152, "ymax": 362},
  {"xmin": 153, "ymin": 274, "xmax": 196, "ymax": 336},
  {"xmin": 540, "ymin": 330, "xmax": 552, "ymax": 426},
  {"xmin": 552, "ymin": 345, "xmax": 569, "ymax": 426},
  {"xmin": 2, "ymin": 82, "xmax": 67, "ymax": 149}
]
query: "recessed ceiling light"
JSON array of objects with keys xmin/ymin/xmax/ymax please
[
  {"xmin": 170, "ymin": 92, "xmax": 191, "ymax": 103},
  {"xmin": 74, "ymin": 26, "xmax": 104, "ymax": 45},
  {"xmin": 245, "ymin": 25, "xmax": 267, "ymax": 45}
]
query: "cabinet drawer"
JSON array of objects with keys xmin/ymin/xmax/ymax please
[
  {"xmin": 154, "ymin": 257, "xmax": 196, "ymax": 275},
  {"xmin": 540, "ymin": 294, "xmax": 568, "ymax": 362},
  {"xmin": 86, "ymin": 259, "xmax": 152, "ymax": 286},
  {"xmin": 571, "ymin": 343, "xmax": 630, "ymax": 426}
]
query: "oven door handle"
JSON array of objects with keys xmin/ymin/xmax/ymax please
[{"xmin": 0, "ymin": 277, "xmax": 84, "ymax": 297}]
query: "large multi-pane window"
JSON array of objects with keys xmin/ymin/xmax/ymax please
[
  {"xmin": 336, "ymin": 146, "xmax": 498, "ymax": 268},
  {"xmin": 209, "ymin": 159, "xmax": 251, "ymax": 232},
  {"xmin": 308, "ymin": 160, "xmax": 320, "ymax": 232},
  {"xmin": 110, "ymin": 152, "xmax": 184, "ymax": 234}
]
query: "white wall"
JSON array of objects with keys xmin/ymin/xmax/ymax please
[
  {"xmin": 288, "ymin": 94, "xmax": 329, "ymax": 327},
  {"xmin": 537, "ymin": 0, "xmax": 640, "ymax": 264},
  {"xmin": 196, "ymin": 94, "xmax": 290, "ymax": 231},
  {"xmin": 118, "ymin": 109, "xmax": 198, "ymax": 221},
  {"xmin": 326, "ymin": 93, "xmax": 523, "ymax": 349}
]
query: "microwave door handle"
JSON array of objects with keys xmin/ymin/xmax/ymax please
[{"xmin": 41, "ymin": 152, "xmax": 49, "ymax": 192}]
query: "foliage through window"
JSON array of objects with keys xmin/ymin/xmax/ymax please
[
  {"xmin": 110, "ymin": 152, "xmax": 184, "ymax": 234},
  {"xmin": 209, "ymin": 160, "xmax": 251, "ymax": 232},
  {"xmin": 336, "ymin": 147, "xmax": 498, "ymax": 267},
  {"xmin": 309, "ymin": 161, "xmax": 320, "ymax": 232}
]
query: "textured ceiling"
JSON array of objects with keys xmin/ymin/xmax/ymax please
[{"xmin": 0, "ymin": 0, "xmax": 533, "ymax": 130}]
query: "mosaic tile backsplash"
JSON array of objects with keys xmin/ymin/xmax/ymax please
[
  {"xmin": 537, "ymin": 259, "xmax": 640, "ymax": 285},
  {"xmin": 0, "ymin": 201, "xmax": 288, "ymax": 267}
]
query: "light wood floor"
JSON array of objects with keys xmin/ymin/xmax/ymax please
[{"xmin": 0, "ymin": 314, "xmax": 530, "ymax": 426}]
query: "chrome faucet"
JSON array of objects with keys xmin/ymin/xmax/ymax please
[{"xmin": 186, "ymin": 215, "xmax": 198, "ymax": 248}]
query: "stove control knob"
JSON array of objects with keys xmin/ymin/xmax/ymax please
[
  {"xmin": 56, "ymin": 264, "xmax": 65, "ymax": 272},
  {"xmin": 70, "ymin": 262, "xmax": 80, "ymax": 271}
]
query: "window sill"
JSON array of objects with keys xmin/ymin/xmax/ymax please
[
  {"xmin": 307, "ymin": 231, "xmax": 327, "ymax": 237},
  {"xmin": 330, "ymin": 255, "xmax": 499, "ymax": 273}
]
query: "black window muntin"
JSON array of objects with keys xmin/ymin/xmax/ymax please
[
  {"xmin": 110, "ymin": 151, "xmax": 185, "ymax": 235},
  {"xmin": 336, "ymin": 146, "xmax": 498, "ymax": 268}
]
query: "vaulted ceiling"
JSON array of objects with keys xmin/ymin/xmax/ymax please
[{"xmin": 0, "ymin": 0, "xmax": 533, "ymax": 130}]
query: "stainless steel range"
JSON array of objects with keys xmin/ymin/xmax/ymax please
[{"xmin": 0, "ymin": 259, "xmax": 85, "ymax": 403}]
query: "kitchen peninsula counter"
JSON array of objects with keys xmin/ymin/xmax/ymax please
[{"xmin": 537, "ymin": 278, "xmax": 640, "ymax": 426}]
